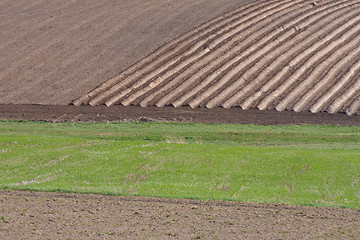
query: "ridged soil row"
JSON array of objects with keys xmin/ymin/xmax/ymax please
[
  {"xmin": 207, "ymin": 0, "xmax": 359, "ymax": 115},
  {"xmin": 254, "ymin": 3, "xmax": 360, "ymax": 112},
  {"xmin": 76, "ymin": 0, "xmax": 360, "ymax": 115},
  {"xmin": 181, "ymin": 0, "xmax": 353, "ymax": 108},
  {"xmin": 275, "ymin": 21, "xmax": 360, "ymax": 111},
  {"xmin": 106, "ymin": 2, "xmax": 312, "ymax": 107},
  {"xmin": 150, "ymin": 0, "xmax": 358, "ymax": 107},
  {"xmin": 328, "ymin": 64, "xmax": 360, "ymax": 114},
  {"xmin": 138, "ymin": 0, "xmax": 357, "ymax": 109},
  {"xmin": 311, "ymin": 60, "xmax": 360, "ymax": 114},
  {"xmin": 98, "ymin": 0, "xmax": 299, "ymax": 107},
  {"xmin": 99, "ymin": 0, "xmax": 295, "ymax": 106},
  {"xmin": 171, "ymin": 0, "xmax": 345, "ymax": 108},
  {"xmin": 209, "ymin": 0, "xmax": 360, "ymax": 109},
  {"xmin": 217, "ymin": 0, "xmax": 360, "ymax": 115},
  {"xmin": 347, "ymin": 96, "xmax": 360, "ymax": 115},
  {"xmin": 232, "ymin": 3, "xmax": 360, "ymax": 110},
  {"xmin": 134, "ymin": 0, "xmax": 311, "ymax": 108},
  {"xmin": 184, "ymin": 0, "xmax": 329, "ymax": 108},
  {"xmin": 276, "ymin": 32, "xmax": 359, "ymax": 111},
  {"xmin": 74, "ymin": 0, "xmax": 299, "ymax": 106},
  {"xmin": 73, "ymin": 0, "xmax": 280, "ymax": 106},
  {"xmin": 294, "ymin": 42, "xmax": 360, "ymax": 113}
]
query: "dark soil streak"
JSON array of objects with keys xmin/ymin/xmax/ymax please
[{"xmin": 1, "ymin": 104, "xmax": 359, "ymax": 126}]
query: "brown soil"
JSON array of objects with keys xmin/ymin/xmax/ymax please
[
  {"xmin": 1, "ymin": 1, "xmax": 360, "ymax": 238},
  {"xmin": 1, "ymin": 190, "xmax": 359, "ymax": 240},
  {"xmin": 1, "ymin": 104, "xmax": 360, "ymax": 126},
  {"xmin": 0, "ymin": 0, "xmax": 256, "ymax": 105},
  {"xmin": 74, "ymin": 0, "xmax": 360, "ymax": 116}
]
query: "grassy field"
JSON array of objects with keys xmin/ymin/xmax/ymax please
[{"xmin": 0, "ymin": 120, "xmax": 359, "ymax": 209}]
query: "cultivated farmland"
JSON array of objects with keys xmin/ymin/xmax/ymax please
[
  {"xmin": 1, "ymin": 0, "xmax": 360, "ymax": 239},
  {"xmin": 75, "ymin": 0, "xmax": 360, "ymax": 116},
  {"xmin": 0, "ymin": 0, "xmax": 256, "ymax": 105}
]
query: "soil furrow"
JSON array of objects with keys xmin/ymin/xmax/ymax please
[
  {"xmin": 3, "ymin": 0, "xmax": 359, "ymax": 117},
  {"xmin": 256, "ymin": 4, "xmax": 360, "ymax": 110},
  {"xmin": 10, "ymin": 3, "xmax": 187, "ymax": 105},
  {"xmin": 0, "ymin": 0, "xmax": 59, "ymax": 33},
  {"xmin": 148, "ymin": 1, "xmax": 307, "ymax": 108},
  {"xmin": 312, "ymin": 60, "xmax": 360, "ymax": 114},
  {"xmin": 100, "ymin": 0, "xmax": 300, "ymax": 106},
  {"xmin": 347, "ymin": 96, "xmax": 360, "ymax": 115},
  {"xmin": 75, "ymin": 0, "xmax": 277, "ymax": 106},
  {"xmin": 0, "ymin": 0, "xmax": 53, "ymax": 27},
  {"xmin": 73, "ymin": 0, "xmax": 276, "ymax": 105},
  {"xmin": 238, "ymin": 0, "xmax": 360, "ymax": 110},
  {"xmin": 187, "ymin": 1, "xmax": 339, "ymax": 109},
  {"xmin": 275, "ymin": 29, "xmax": 360, "ymax": 112},
  {"xmin": 197, "ymin": 0, "xmax": 357, "ymax": 109},
  {"xmin": 238, "ymin": 3, "xmax": 358, "ymax": 110},
  {"xmin": 294, "ymin": 42, "xmax": 360, "ymax": 112},
  {"xmin": 215, "ymin": 2, "xmax": 358, "ymax": 109},
  {"xmin": 343, "ymin": 78, "xmax": 360, "ymax": 114},
  {"xmin": 156, "ymin": 1, "xmax": 314, "ymax": 108},
  {"xmin": 328, "ymin": 65, "xmax": 360, "ymax": 114},
  {"xmin": 4, "ymin": 7, "xmax": 147, "ymax": 95},
  {"xmin": 103, "ymin": 0, "xmax": 301, "ymax": 107},
  {"xmin": 270, "ymin": 12, "xmax": 360, "ymax": 111}
]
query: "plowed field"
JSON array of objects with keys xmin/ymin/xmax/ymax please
[
  {"xmin": 0, "ymin": 0, "xmax": 255, "ymax": 105},
  {"xmin": 75, "ymin": 0, "xmax": 360, "ymax": 116},
  {"xmin": 1, "ymin": 190, "xmax": 359, "ymax": 240},
  {"xmin": 1, "ymin": 0, "xmax": 360, "ymax": 239}
]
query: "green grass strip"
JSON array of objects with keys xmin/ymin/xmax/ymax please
[{"xmin": 0, "ymin": 120, "xmax": 359, "ymax": 209}]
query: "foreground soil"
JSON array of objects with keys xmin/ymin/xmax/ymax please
[
  {"xmin": 1, "ymin": 104, "xmax": 360, "ymax": 126},
  {"xmin": 0, "ymin": 190, "xmax": 359, "ymax": 239}
]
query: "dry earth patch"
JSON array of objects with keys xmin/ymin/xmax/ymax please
[{"xmin": 1, "ymin": 190, "xmax": 359, "ymax": 239}]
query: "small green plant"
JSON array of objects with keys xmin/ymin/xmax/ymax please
[{"xmin": 104, "ymin": 231, "xmax": 115, "ymax": 236}]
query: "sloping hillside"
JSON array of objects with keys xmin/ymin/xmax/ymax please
[
  {"xmin": 76, "ymin": 0, "xmax": 360, "ymax": 115},
  {"xmin": 0, "ymin": 0, "xmax": 254, "ymax": 105}
]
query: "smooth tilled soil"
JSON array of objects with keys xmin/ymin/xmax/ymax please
[
  {"xmin": 1, "ymin": 190, "xmax": 360, "ymax": 240},
  {"xmin": 0, "ymin": 0, "xmax": 255, "ymax": 105}
]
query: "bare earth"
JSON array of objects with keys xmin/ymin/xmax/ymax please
[
  {"xmin": 1, "ymin": 0, "xmax": 360, "ymax": 238},
  {"xmin": 75, "ymin": 0, "xmax": 360, "ymax": 116},
  {"xmin": 1, "ymin": 104, "xmax": 360, "ymax": 126},
  {"xmin": 1, "ymin": 190, "xmax": 359, "ymax": 240},
  {"xmin": 0, "ymin": 0, "xmax": 255, "ymax": 105}
]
